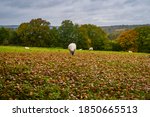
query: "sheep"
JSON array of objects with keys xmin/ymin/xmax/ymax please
[
  {"xmin": 68, "ymin": 43, "xmax": 76, "ymax": 55},
  {"xmin": 25, "ymin": 47, "xmax": 30, "ymax": 49},
  {"xmin": 89, "ymin": 47, "xmax": 93, "ymax": 50},
  {"xmin": 128, "ymin": 50, "xmax": 133, "ymax": 53}
]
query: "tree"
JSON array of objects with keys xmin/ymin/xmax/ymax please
[
  {"xmin": 135, "ymin": 26, "xmax": 150, "ymax": 53},
  {"xmin": 0, "ymin": 27, "xmax": 9, "ymax": 45},
  {"xmin": 117, "ymin": 29, "xmax": 138, "ymax": 52},
  {"xmin": 108, "ymin": 30, "xmax": 123, "ymax": 40},
  {"xmin": 78, "ymin": 25, "xmax": 91, "ymax": 49},
  {"xmin": 78, "ymin": 24, "xmax": 108, "ymax": 50},
  {"xmin": 49, "ymin": 27, "xmax": 59, "ymax": 47},
  {"xmin": 17, "ymin": 18, "xmax": 53, "ymax": 47},
  {"xmin": 58, "ymin": 20, "xmax": 79, "ymax": 48},
  {"xmin": 17, "ymin": 23, "xmax": 30, "ymax": 45},
  {"xmin": 7, "ymin": 29, "xmax": 18, "ymax": 45},
  {"xmin": 0, "ymin": 27, "xmax": 18, "ymax": 45}
]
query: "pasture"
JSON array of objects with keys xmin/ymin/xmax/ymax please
[{"xmin": 0, "ymin": 46, "xmax": 149, "ymax": 99}]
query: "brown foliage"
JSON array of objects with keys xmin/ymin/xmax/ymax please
[
  {"xmin": 117, "ymin": 30, "xmax": 138, "ymax": 52},
  {"xmin": 0, "ymin": 51, "xmax": 149, "ymax": 99}
]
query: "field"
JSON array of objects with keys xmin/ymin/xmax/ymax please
[{"xmin": 0, "ymin": 46, "xmax": 150, "ymax": 100}]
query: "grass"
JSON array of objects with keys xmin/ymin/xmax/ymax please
[
  {"xmin": 0, "ymin": 46, "xmax": 65, "ymax": 52},
  {"xmin": 0, "ymin": 46, "xmax": 150, "ymax": 100}
]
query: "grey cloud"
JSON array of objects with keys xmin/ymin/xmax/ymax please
[
  {"xmin": 0, "ymin": 0, "xmax": 66, "ymax": 9},
  {"xmin": 0, "ymin": 0, "xmax": 150, "ymax": 26},
  {"xmin": 34, "ymin": 0, "xmax": 65, "ymax": 8},
  {"xmin": 0, "ymin": 0, "xmax": 33, "ymax": 8}
]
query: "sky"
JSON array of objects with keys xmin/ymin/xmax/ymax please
[{"xmin": 0, "ymin": 0, "xmax": 150, "ymax": 26}]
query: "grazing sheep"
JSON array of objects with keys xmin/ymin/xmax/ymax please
[
  {"xmin": 79, "ymin": 49, "xmax": 82, "ymax": 50},
  {"xmin": 128, "ymin": 50, "xmax": 133, "ymax": 53},
  {"xmin": 68, "ymin": 43, "xmax": 76, "ymax": 55},
  {"xmin": 25, "ymin": 47, "xmax": 30, "ymax": 49},
  {"xmin": 89, "ymin": 47, "xmax": 93, "ymax": 50}
]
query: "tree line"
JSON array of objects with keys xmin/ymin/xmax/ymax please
[{"xmin": 0, "ymin": 18, "xmax": 150, "ymax": 53}]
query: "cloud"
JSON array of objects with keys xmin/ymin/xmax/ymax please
[{"xmin": 0, "ymin": 0, "xmax": 150, "ymax": 26}]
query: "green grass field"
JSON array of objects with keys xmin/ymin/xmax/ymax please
[
  {"xmin": 0, "ymin": 46, "xmax": 65, "ymax": 52},
  {"xmin": 0, "ymin": 46, "xmax": 150, "ymax": 100}
]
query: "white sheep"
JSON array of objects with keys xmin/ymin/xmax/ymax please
[
  {"xmin": 68, "ymin": 43, "xmax": 76, "ymax": 55},
  {"xmin": 25, "ymin": 47, "xmax": 30, "ymax": 49},
  {"xmin": 89, "ymin": 47, "xmax": 93, "ymax": 50},
  {"xmin": 128, "ymin": 50, "xmax": 133, "ymax": 53}
]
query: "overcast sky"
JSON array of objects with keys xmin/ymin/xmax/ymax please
[{"xmin": 0, "ymin": 0, "xmax": 150, "ymax": 26}]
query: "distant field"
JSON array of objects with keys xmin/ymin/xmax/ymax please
[
  {"xmin": 0, "ymin": 46, "xmax": 65, "ymax": 52},
  {"xmin": 0, "ymin": 46, "xmax": 150, "ymax": 99}
]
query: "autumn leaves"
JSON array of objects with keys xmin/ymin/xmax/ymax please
[{"xmin": 0, "ymin": 50, "xmax": 149, "ymax": 99}]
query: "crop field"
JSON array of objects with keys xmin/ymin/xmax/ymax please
[{"xmin": 0, "ymin": 46, "xmax": 150, "ymax": 100}]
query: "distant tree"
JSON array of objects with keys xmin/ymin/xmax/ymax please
[
  {"xmin": 117, "ymin": 29, "xmax": 138, "ymax": 52},
  {"xmin": 16, "ymin": 23, "xmax": 30, "ymax": 45},
  {"xmin": 103, "ymin": 40, "xmax": 112, "ymax": 51},
  {"xmin": 0, "ymin": 27, "xmax": 9, "ymax": 45},
  {"xmin": 8, "ymin": 29, "xmax": 18, "ymax": 45},
  {"xmin": 135, "ymin": 26, "xmax": 150, "ymax": 53},
  {"xmin": 17, "ymin": 18, "xmax": 54, "ymax": 47},
  {"xmin": 107, "ymin": 40, "xmax": 122, "ymax": 51},
  {"xmin": 78, "ymin": 25, "xmax": 91, "ymax": 49},
  {"xmin": 78, "ymin": 24, "xmax": 108, "ymax": 50},
  {"xmin": 58, "ymin": 20, "xmax": 79, "ymax": 48},
  {"xmin": 108, "ymin": 30, "xmax": 124, "ymax": 40},
  {"xmin": 49, "ymin": 27, "xmax": 59, "ymax": 47},
  {"xmin": 0, "ymin": 27, "xmax": 18, "ymax": 45}
]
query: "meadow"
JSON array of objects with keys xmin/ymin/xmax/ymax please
[{"xmin": 0, "ymin": 46, "xmax": 150, "ymax": 100}]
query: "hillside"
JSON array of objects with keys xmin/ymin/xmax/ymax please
[
  {"xmin": 0, "ymin": 25, "xmax": 18, "ymax": 30},
  {"xmin": 101, "ymin": 24, "xmax": 150, "ymax": 34}
]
